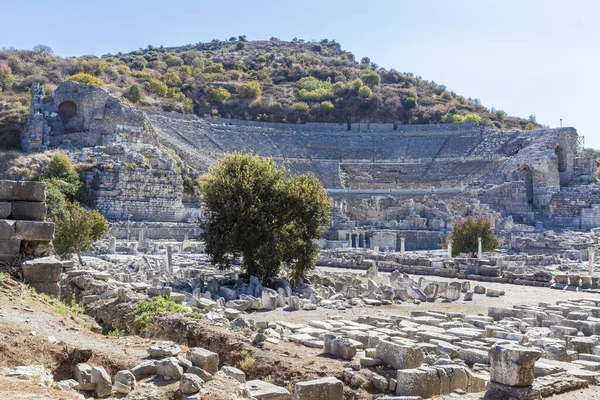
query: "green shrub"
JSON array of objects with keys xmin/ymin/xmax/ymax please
[
  {"xmin": 347, "ymin": 78, "xmax": 363, "ymax": 91},
  {"xmin": 133, "ymin": 296, "xmax": 202, "ymax": 328},
  {"xmin": 462, "ymin": 113, "xmax": 482, "ymax": 124},
  {"xmin": 127, "ymin": 84, "xmax": 142, "ymax": 103},
  {"xmin": 358, "ymin": 85, "xmax": 372, "ymax": 99},
  {"xmin": 145, "ymin": 78, "xmax": 168, "ymax": 97},
  {"xmin": 291, "ymin": 102, "xmax": 309, "ymax": 113},
  {"xmin": 524, "ymin": 122, "xmax": 536, "ymax": 130},
  {"xmin": 238, "ymin": 350, "xmax": 256, "ymax": 372},
  {"xmin": 362, "ymin": 71, "xmax": 381, "ymax": 87},
  {"xmin": 66, "ymin": 73, "xmax": 105, "ymax": 88},
  {"xmin": 320, "ymin": 100, "xmax": 334, "ymax": 112},
  {"xmin": 208, "ymin": 87, "xmax": 231, "ymax": 104},
  {"xmin": 404, "ymin": 97, "xmax": 417, "ymax": 109},
  {"xmin": 238, "ymin": 81, "xmax": 262, "ymax": 99}
]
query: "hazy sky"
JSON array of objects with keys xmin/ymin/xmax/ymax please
[{"xmin": 2, "ymin": 0, "xmax": 598, "ymax": 148}]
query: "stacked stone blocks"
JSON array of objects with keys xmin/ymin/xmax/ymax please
[{"xmin": 0, "ymin": 180, "xmax": 53, "ymax": 262}]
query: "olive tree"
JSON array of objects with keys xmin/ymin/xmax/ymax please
[
  {"xmin": 448, "ymin": 216, "xmax": 498, "ymax": 257},
  {"xmin": 199, "ymin": 153, "xmax": 331, "ymax": 280}
]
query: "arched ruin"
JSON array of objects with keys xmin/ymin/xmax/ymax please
[
  {"xmin": 57, "ymin": 101, "xmax": 77, "ymax": 126},
  {"xmin": 555, "ymin": 145, "xmax": 567, "ymax": 173}
]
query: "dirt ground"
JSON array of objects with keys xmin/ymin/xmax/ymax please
[{"xmin": 1, "ymin": 269, "xmax": 600, "ymax": 399}]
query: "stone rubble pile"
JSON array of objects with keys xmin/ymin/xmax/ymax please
[{"xmin": 5, "ymin": 342, "xmax": 346, "ymax": 400}]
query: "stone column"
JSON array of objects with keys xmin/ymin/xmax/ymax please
[
  {"xmin": 400, "ymin": 236, "xmax": 406, "ymax": 255},
  {"xmin": 108, "ymin": 237, "xmax": 116, "ymax": 253},
  {"xmin": 447, "ymin": 240, "xmax": 453, "ymax": 259},
  {"xmin": 589, "ymin": 247, "xmax": 595, "ymax": 276},
  {"xmin": 138, "ymin": 228, "xmax": 144, "ymax": 244},
  {"xmin": 477, "ymin": 237, "xmax": 483, "ymax": 259},
  {"xmin": 166, "ymin": 245, "xmax": 173, "ymax": 274}
]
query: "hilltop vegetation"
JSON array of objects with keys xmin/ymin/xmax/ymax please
[{"xmin": 0, "ymin": 37, "xmax": 539, "ymax": 148}]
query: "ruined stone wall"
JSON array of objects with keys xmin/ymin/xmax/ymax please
[
  {"xmin": 22, "ymin": 82, "xmax": 202, "ymax": 224},
  {"xmin": 0, "ymin": 180, "xmax": 54, "ymax": 263},
  {"xmin": 89, "ymin": 166, "xmax": 201, "ymax": 222},
  {"xmin": 549, "ymin": 185, "xmax": 600, "ymax": 228}
]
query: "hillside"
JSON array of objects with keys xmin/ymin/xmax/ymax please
[{"xmin": 0, "ymin": 37, "xmax": 539, "ymax": 150}]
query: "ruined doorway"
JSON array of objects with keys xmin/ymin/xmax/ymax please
[
  {"xmin": 516, "ymin": 165, "xmax": 534, "ymax": 205},
  {"xmin": 555, "ymin": 145, "xmax": 566, "ymax": 173},
  {"xmin": 58, "ymin": 101, "xmax": 77, "ymax": 125}
]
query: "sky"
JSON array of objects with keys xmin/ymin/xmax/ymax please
[{"xmin": 2, "ymin": 0, "xmax": 599, "ymax": 148}]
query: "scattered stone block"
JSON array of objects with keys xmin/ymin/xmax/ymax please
[
  {"xmin": 376, "ymin": 340, "xmax": 423, "ymax": 369},
  {"xmin": 187, "ymin": 347, "xmax": 219, "ymax": 374},
  {"xmin": 489, "ymin": 343, "xmax": 542, "ymax": 387},
  {"xmin": 180, "ymin": 373, "xmax": 204, "ymax": 394},
  {"xmin": 247, "ymin": 379, "xmax": 290, "ymax": 400},
  {"xmin": 91, "ymin": 366, "xmax": 113, "ymax": 398},
  {"xmin": 294, "ymin": 377, "xmax": 343, "ymax": 400},
  {"xmin": 324, "ymin": 335, "xmax": 357, "ymax": 360}
]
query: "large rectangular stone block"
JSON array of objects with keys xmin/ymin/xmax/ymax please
[
  {"xmin": 15, "ymin": 221, "xmax": 55, "ymax": 241},
  {"xmin": 376, "ymin": 340, "xmax": 423, "ymax": 369},
  {"xmin": 0, "ymin": 180, "xmax": 46, "ymax": 202},
  {"xmin": 0, "ymin": 238, "xmax": 21, "ymax": 255},
  {"xmin": 186, "ymin": 347, "xmax": 219, "ymax": 374},
  {"xmin": 11, "ymin": 202, "xmax": 47, "ymax": 221},
  {"xmin": 396, "ymin": 367, "xmax": 440, "ymax": 398},
  {"xmin": 21, "ymin": 256, "xmax": 66, "ymax": 283},
  {"xmin": 294, "ymin": 377, "xmax": 343, "ymax": 400},
  {"xmin": 0, "ymin": 202, "xmax": 11, "ymax": 219},
  {"xmin": 0, "ymin": 220, "xmax": 15, "ymax": 239},
  {"xmin": 489, "ymin": 344, "xmax": 542, "ymax": 387}
]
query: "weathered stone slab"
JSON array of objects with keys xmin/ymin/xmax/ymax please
[
  {"xmin": 247, "ymin": 380, "xmax": 290, "ymax": 400},
  {"xmin": 294, "ymin": 377, "xmax": 343, "ymax": 400},
  {"xmin": 323, "ymin": 335, "xmax": 357, "ymax": 360},
  {"xmin": 376, "ymin": 340, "xmax": 423, "ymax": 369},
  {"xmin": 15, "ymin": 221, "xmax": 55, "ymax": 241},
  {"xmin": 187, "ymin": 347, "xmax": 219, "ymax": 374},
  {"xmin": 21, "ymin": 256, "xmax": 66, "ymax": 283},
  {"xmin": 11, "ymin": 202, "xmax": 47, "ymax": 221},
  {"xmin": 0, "ymin": 203, "xmax": 11, "ymax": 219},
  {"xmin": 489, "ymin": 343, "xmax": 542, "ymax": 387},
  {"xmin": 0, "ymin": 180, "xmax": 46, "ymax": 202}
]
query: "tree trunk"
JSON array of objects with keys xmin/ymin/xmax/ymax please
[{"xmin": 77, "ymin": 251, "xmax": 85, "ymax": 266}]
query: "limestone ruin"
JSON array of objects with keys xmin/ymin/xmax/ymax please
[{"xmin": 1, "ymin": 80, "xmax": 600, "ymax": 399}]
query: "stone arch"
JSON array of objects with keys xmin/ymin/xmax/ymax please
[
  {"xmin": 555, "ymin": 145, "xmax": 567, "ymax": 173},
  {"xmin": 58, "ymin": 101, "xmax": 77, "ymax": 125},
  {"xmin": 516, "ymin": 165, "xmax": 534, "ymax": 205}
]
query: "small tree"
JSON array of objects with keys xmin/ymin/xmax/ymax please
[
  {"xmin": 0, "ymin": 63, "xmax": 14, "ymax": 92},
  {"xmin": 358, "ymin": 85, "xmax": 372, "ymax": 99},
  {"xmin": 404, "ymin": 97, "xmax": 417, "ymax": 109},
  {"xmin": 33, "ymin": 44, "xmax": 54, "ymax": 55},
  {"xmin": 448, "ymin": 216, "xmax": 498, "ymax": 257},
  {"xmin": 362, "ymin": 71, "xmax": 381, "ymax": 87},
  {"xmin": 238, "ymin": 81, "xmax": 262, "ymax": 99},
  {"xmin": 127, "ymin": 84, "xmax": 143, "ymax": 103},
  {"xmin": 208, "ymin": 87, "xmax": 231, "ymax": 104},
  {"xmin": 199, "ymin": 153, "xmax": 331, "ymax": 280},
  {"xmin": 53, "ymin": 201, "xmax": 108, "ymax": 265}
]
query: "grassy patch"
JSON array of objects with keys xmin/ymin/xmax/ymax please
[
  {"xmin": 132, "ymin": 296, "xmax": 202, "ymax": 328},
  {"xmin": 237, "ymin": 349, "xmax": 255, "ymax": 372}
]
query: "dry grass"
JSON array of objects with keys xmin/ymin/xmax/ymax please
[{"xmin": 1, "ymin": 150, "xmax": 56, "ymax": 180}]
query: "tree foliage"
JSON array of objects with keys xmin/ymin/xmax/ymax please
[
  {"xmin": 199, "ymin": 153, "xmax": 331, "ymax": 280},
  {"xmin": 53, "ymin": 201, "xmax": 108, "ymax": 265},
  {"xmin": 127, "ymin": 84, "xmax": 142, "ymax": 103},
  {"xmin": 449, "ymin": 216, "xmax": 498, "ymax": 257},
  {"xmin": 66, "ymin": 73, "xmax": 105, "ymax": 88},
  {"xmin": 237, "ymin": 81, "xmax": 262, "ymax": 99}
]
